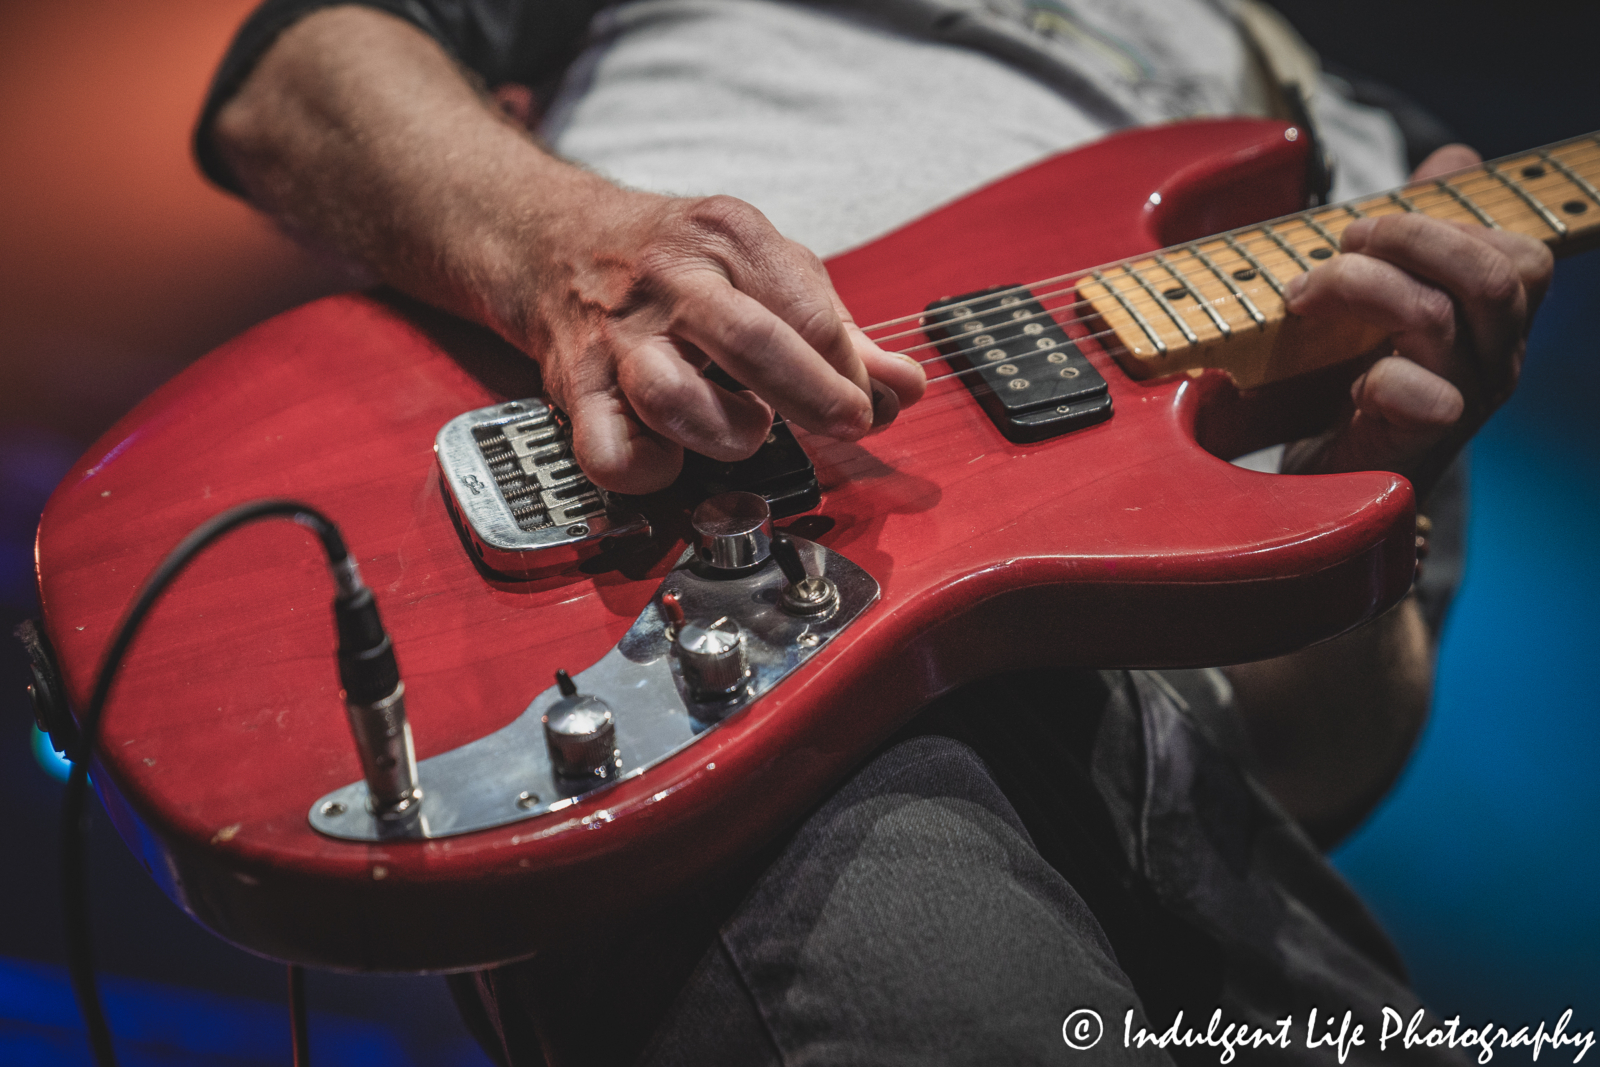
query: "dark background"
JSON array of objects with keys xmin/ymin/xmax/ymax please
[{"xmin": 2, "ymin": 0, "xmax": 1597, "ymax": 1061}]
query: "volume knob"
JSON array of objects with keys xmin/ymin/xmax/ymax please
[
  {"xmin": 542, "ymin": 692, "xmax": 618, "ymax": 782},
  {"xmin": 676, "ymin": 616, "xmax": 749, "ymax": 699},
  {"xmin": 692, "ymin": 492, "xmax": 772, "ymax": 572}
]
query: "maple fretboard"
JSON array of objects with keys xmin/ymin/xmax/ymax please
[{"xmin": 1078, "ymin": 132, "xmax": 1600, "ymax": 388}]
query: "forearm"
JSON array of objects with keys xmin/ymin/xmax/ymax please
[
  {"xmin": 1224, "ymin": 595, "xmax": 1433, "ymax": 847},
  {"xmin": 211, "ymin": 4, "xmax": 924, "ymax": 492},
  {"xmin": 212, "ymin": 5, "xmax": 622, "ymax": 345}
]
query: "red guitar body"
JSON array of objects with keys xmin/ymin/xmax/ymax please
[{"xmin": 35, "ymin": 119, "xmax": 1414, "ymax": 972}]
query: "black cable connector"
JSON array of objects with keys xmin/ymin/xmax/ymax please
[{"xmin": 335, "ymin": 587, "xmax": 401, "ymax": 706}]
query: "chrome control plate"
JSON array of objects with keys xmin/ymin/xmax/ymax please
[
  {"xmin": 436, "ymin": 399, "xmax": 649, "ymax": 572},
  {"xmin": 309, "ymin": 536, "xmax": 879, "ymax": 841}
]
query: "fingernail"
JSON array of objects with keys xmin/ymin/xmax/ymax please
[
  {"xmin": 1282, "ymin": 272, "xmax": 1307, "ymax": 305},
  {"xmin": 869, "ymin": 379, "xmax": 900, "ymax": 431}
]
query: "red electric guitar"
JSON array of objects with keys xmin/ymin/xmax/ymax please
[{"xmin": 33, "ymin": 119, "xmax": 1600, "ymax": 973}]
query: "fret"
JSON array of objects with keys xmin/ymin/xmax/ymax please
[
  {"xmin": 1388, "ymin": 190, "xmax": 1419, "ymax": 213},
  {"xmin": 1485, "ymin": 161, "xmax": 1568, "ymax": 237},
  {"xmin": 1538, "ymin": 149, "xmax": 1600, "ymax": 208},
  {"xmin": 1189, "ymin": 243, "xmax": 1265, "ymax": 327},
  {"xmin": 1082, "ymin": 130, "xmax": 1599, "ymax": 394},
  {"xmin": 1435, "ymin": 179, "xmax": 1499, "ymax": 228},
  {"xmin": 1262, "ymin": 222, "xmax": 1312, "ymax": 270},
  {"xmin": 1090, "ymin": 269, "xmax": 1167, "ymax": 355},
  {"xmin": 1224, "ymin": 234, "xmax": 1285, "ymax": 297},
  {"xmin": 1304, "ymin": 214, "xmax": 1341, "ymax": 248},
  {"xmin": 1125, "ymin": 263, "xmax": 1199, "ymax": 345},
  {"xmin": 1155, "ymin": 252, "xmax": 1230, "ymax": 337}
]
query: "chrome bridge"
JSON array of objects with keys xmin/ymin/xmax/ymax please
[{"xmin": 436, "ymin": 399, "xmax": 650, "ymax": 574}]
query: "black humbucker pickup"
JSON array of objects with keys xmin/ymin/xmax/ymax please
[{"xmin": 926, "ymin": 285, "xmax": 1112, "ymax": 443}]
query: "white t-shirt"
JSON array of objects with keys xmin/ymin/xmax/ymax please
[{"xmin": 541, "ymin": 0, "xmax": 1409, "ymax": 257}]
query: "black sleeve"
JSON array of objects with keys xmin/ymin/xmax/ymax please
[{"xmin": 193, "ymin": 0, "xmax": 604, "ymax": 194}]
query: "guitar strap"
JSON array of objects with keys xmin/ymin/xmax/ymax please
[{"xmin": 1229, "ymin": 0, "xmax": 1338, "ymax": 203}]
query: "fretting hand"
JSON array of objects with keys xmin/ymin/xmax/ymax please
[{"xmin": 1278, "ymin": 145, "xmax": 1554, "ymax": 498}]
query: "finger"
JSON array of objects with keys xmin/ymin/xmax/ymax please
[
  {"xmin": 670, "ymin": 274, "xmax": 874, "ymax": 439},
  {"xmin": 1352, "ymin": 354, "xmax": 1464, "ymax": 431},
  {"xmin": 1335, "ymin": 214, "xmax": 1529, "ymax": 372},
  {"xmin": 1283, "ymin": 249, "xmax": 1457, "ymax": 376},
  {"xmin": 833, "ymin": 298, "xmax": 926, "ymax": 430},
  {"xmin": 727, "ymin": 226, "xmax": 870, "ymax": 392},
  {"xmin": 1410, "ymin": 143, "xmax": 1481, "ymax": 183},
  {"xmin": 676, "ymin": 196, "xmax": 876, "ymax": 403},
  {"xmin": 614, "ymin": 337, "xmax": 775, "ymax": 460},
  {"xmin": 566, "ymin": 384, "xmax": 686, "ymax": 495},
  {"xmin": 1300, "ymin": 357, "xmax": 1465, "ymax": 480},
  {"xmin": 1466, "ymin": 225, "xmax": 1556, "ymax": 311}
]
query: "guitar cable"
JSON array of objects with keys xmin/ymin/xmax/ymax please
[{"xmin": 61, "ymin": 498, "xmax": 398, "ymax": 1067}]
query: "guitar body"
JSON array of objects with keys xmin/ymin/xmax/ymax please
[{"xmin": 35, "ymin": 118, "xmax": 1415, "ymax": 972}]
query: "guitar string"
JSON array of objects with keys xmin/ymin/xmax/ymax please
[
  {"xmin": 860, "ymin": 202, "xmax": 1532, "ymax": 355},
  {"xmin": 855, "ymin": 167, "xmax": 1600, "ymax": 343},
  {"xmin": 855, "ymin": 139, "xmax": 1600, "ymax": 336},
  {"xmin": 861, "ymin": 185, "xmax": 1596, "ymax": 355},
  {"xmin": 814, "ymin": 141, "xmax": 1600, "ymax": 439},
  {"xmin": 866, "ymin": 191, "xmax": 1595, "ymax": 367},
  {"xmin": 861, "ymin": 172, "xmax": 1598, "ymax": 392}
]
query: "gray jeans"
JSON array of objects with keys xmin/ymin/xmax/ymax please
[{"xmin": 451, "ymin": 667, "xmax": 1472, "ymax": 1067}]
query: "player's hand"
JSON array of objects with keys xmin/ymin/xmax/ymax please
[
  {"xmin": 507, "ymin": 186, "xmax": 926, "ymax": 494},
  {"xmin": 1277, "ymin": 145, "xmax": 1553, "ymax": 499}
]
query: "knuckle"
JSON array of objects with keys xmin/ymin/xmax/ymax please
[
  {"xmin": 813, "ymin": 386, "xmax": 868, "ymax": 434},
  {"xmin": 792, "ymin": 302, "xmax": 844, "ymax": 350},
  {"xmin": 1410, "ymin": 287, "xmax": 1455, "ymax": 337},
  {"xmin": 1474, "ymin": 252, "xmax": 1521, "ymax": 309},
  {"xmin": 621, "ymin": 359, "xmax": 691, "ymax": 427},
  {"xmin": 683, "ymin": 194, "xmax": 770, "ymax": 249}
]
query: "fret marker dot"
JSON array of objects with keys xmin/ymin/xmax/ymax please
[
  {"xmin": 1310, "ymin": 247, "xmax": 1333, "ymax": 260},
  {"xmin": 1522, "ymin": 164, "xmax": 1546, "ymax": 179},
  {"xmin": 1232, "ymin": 268, "xmax": 1257, "ymax": 281},
  {"xmin": 1563, "ymin": 200, "xmax": 1588, "ymax": 215},
  {"xmin": 1162, "ymin": 286, "xmax": 1190, "ymax": 300}
]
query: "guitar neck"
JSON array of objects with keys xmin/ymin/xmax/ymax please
[{"xmin": 1081, "ymin": 131, "xmax": 1600, "ymax": 388}]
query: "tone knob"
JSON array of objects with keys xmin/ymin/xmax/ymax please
[
  {"xmin": 542, "ymin": 671, "xmax": 618, "ymax": 782},
  {"xmin": 692, "ymin": 492, "xmax": 772, "ymax": 572},
  {"xmin": 676, "ymin": 616, "xmax": 750, "ymax": 699}
]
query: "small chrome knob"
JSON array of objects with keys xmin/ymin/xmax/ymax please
[
  {"xmin": 676, "ymin": 616, "xmax": 749, "ymax": 699},
  {"xmin": 542, "ymin": 681, "xmax": 618, "ymax": 781},
  {"xmin": 692, "ymin": 492, "xmax": 772, "ymax": 572}
]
